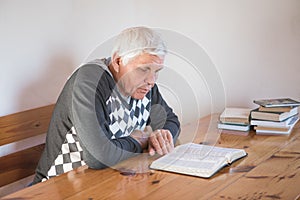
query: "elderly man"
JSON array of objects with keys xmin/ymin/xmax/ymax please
[{"xmin": 33, "ymin": 27, "xmax": 180, "ymax": 184}]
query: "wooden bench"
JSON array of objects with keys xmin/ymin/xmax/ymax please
[{"xmin": 0, "ymin": 105, "xmax": 54, "ymax": 194}]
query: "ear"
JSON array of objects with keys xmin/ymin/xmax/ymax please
[{"xmin": 111, "ymin": 52, "xmax": 121, "ymax": 73}]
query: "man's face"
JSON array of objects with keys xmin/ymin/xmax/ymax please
[{"xmin": 116, "ymin": 53, "xmax": 164, "ymax": 100}]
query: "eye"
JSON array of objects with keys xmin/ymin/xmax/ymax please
[
  {"xmin": 155, "ymin": 68, "xmax": 163, "ymax": 73},
  {"xmin": 138, "ymin": 67, "xmax": 150, "ymax": 73}
]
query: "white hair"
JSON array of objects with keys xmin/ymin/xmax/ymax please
[{"xmin": 111, "ymin": 27, "xmax": 167, "ymax": 65}]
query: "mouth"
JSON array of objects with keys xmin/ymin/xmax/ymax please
[{"xmin": 137, "ymin": 87, "xmax": 150, "ymax": 94}]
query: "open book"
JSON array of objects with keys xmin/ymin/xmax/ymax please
[{"xmin": 150, "ymin": 143, "xmax": 247, "ymax": 178}]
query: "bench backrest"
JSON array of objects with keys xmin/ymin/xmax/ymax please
[{"xmin": 0, "ymin": 105, "xmax": 55, "ymax": 187}]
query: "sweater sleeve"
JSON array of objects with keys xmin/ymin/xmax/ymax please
[
  {"xmin": 148, "ymin": 84, "xmax": 181, "ymax": 143},
  {"xmin": 71, "ymin": 65, "xmax": 142, "ymax": 169}
]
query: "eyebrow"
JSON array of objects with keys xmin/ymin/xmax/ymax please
[
  {"xmin": 155, "ymin": 66, "xmax": 164, "ymax": 72},
  {"xmin": 138, "ymin": 64, "xmax": 164, "ymax": 70}
]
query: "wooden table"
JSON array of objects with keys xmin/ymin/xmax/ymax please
[{"xmin": 2, "ymin": 114, "xmax": 300, "ymax": 199}]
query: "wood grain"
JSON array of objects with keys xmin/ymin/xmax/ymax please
[
  {"xmin": 0, "ymin": 144, "xmax": 45, "ymax": 187},
  {"xmin": 210, "ymin": 136, "xmax": 300, "ymax": 200},
  {"xmin": 0, "ymin": 104, "xmax": 54, "ymax": 146},
  {"xmin": 0, "ymin": 104, "xmax": 54, "ymax": 188}
]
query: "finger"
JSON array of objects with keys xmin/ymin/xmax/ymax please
[
  {"xmin": 160, "ymin": 130, "xmax": 170, "ymax": 153},
  {"xmin": 160, "ymin": 129, "xmax": 173, "ymax": 143},
  {"xmin": 165, "ymin": 130, "xmax": 174, "ymax": 147},
  {"xmin": 161, "ymin": 130, "xmax": 169, "ymax": 141},
  {"xmin": 156, "ymin": 130, "xmax": 169, "ymax": 155},
  {"xmin": 150, "ymin": 132, "xmax": 163, "ymax": 155},
  {"xmin": 148, "ymin": 145, "xmax": 156, "ymax": 156},
  {"xmin": 161, "ymin": 130, "xmax": 174, "ymax": 153}
]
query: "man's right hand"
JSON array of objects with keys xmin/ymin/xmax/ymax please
[{"xmin": 130, "ymin": 130, "xmax": 149, "ymax": 149}]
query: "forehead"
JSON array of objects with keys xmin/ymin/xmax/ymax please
[{"xmin": 129, "ymin": 53, "xmax": 164, "ymax": 66}]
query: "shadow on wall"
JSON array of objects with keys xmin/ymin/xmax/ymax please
[
  {"xmin": 0, "ymin": 52, "xmax": 77, "ymax": 195},
  {"xmin": 11, "ymin": 52, "xmax": 76, "ymax": 154},
  {"xmin": 18, "ymin": 51, "xmax": 76, "ymax": 111}
]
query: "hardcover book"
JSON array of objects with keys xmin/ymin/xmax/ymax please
[
  {"xmin": 254, "ymin": 116, "xmax": 299, "ymax": 135},
  {"xmin": 217, "ymin": 123, "xmax": 250, "ymax": 132},
  {"xmin": 250, "ymin": 107, "xmax": 298, "ymax": 122},
  {"xmin": 258, "ymin": 106, "xmax": 296, "ymax": 113},
  {"xmin": 253, "ymin": 98, "xmax": 300, "ymax": 108},
  {"xmin": 150, "ymin": 143, "xmax": 247, "ymax": 178},
  {"xmin": 219, "ymin": 108, "xmax": 251, "ymax": 125},
  {"xmin": 251, "ymin": 115, "xmax": 299, "ymax": 128}
]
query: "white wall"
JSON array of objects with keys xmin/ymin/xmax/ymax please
[
  {"xmin": 132, "ymin": 0, "xmax": 300, "ymax": 114},
  {"xmin": 0, "ymin": 0, "xmax": 135, "ymax": 115},
  {"xmin": 1, "ymin": 0, "xmax": 300, "ymax": 125}
]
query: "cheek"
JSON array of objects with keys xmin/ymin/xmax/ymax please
[
  {"xmin": 120, "ymin": 73, "xmax": 143, "ymax": 93},
  {"xmin": 128, "ymin": 72, "xmax": 145, "ymax": 86}
]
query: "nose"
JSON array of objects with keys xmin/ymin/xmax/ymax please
[{"xmin": 145, "ymin": 71, "xmax": 157, "ymax": 86}]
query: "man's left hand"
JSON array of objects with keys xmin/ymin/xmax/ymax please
[{"xmin": 148, "ymin": 129, "xmax": 174, "ymax": 156}]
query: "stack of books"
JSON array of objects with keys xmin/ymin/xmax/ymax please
[
  {"xmin": 250, "ymin": 98, "xmax": 300, "ymax": 135},
  {"xmin": 218, "ymin": 107, "xmax": 252, "ymax": 132}
]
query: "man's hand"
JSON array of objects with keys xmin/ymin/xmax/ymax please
[
  {"xmin": 130, "ymin": 130, "xmax": 149, "ymax": 149},
  {"xmin": 148, "ymin": 129, "xmax": 174, "ymax": 156}
]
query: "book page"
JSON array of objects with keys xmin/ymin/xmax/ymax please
[
  {"xmin": 151, "ymin": 154, "xmax": 226, "ymax": 177},
  {"xmin": 150, "ymin": 143, "xmax": 247, "ymax": 178},
  {"xmin": 174, "ymin": 143, "xmax": 244, "ymax": 161},
  {"xmin": 220, "ymin": 108, "xmax": 251, "ymax": 119}
]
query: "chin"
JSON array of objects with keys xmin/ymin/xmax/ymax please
[{"xmin": 131, "ymin": 93, "xmax": 146, "ymax": 100}]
